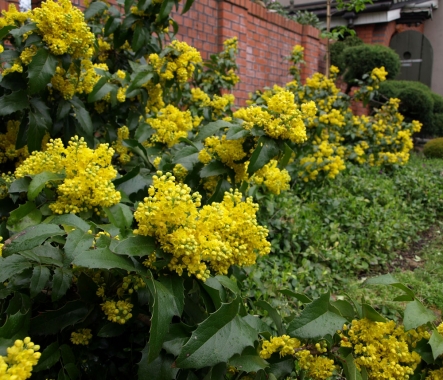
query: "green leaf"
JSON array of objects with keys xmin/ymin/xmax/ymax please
[
  {"xmin": 69, "ymin": 98, "xmax": 93, "ymax": 139},
  {"xmin": 2, "ymin": 225, "xmax": 64, "ymax": 256},
  {"xmin": 277, "ymin": 143, "xmax": 294, "ymax": 169},
  {"xmin": 28, "ymin": 48, "xmax": 58, "ymax": 94},
  {"xmin": 173, "ymin": 146, "xmax": 199, "ymax": 162},
  {"xmin": 216, "ymin": 275, "xmax": 240, "ymax": 295},
  {"xmin": 176, "ymin": 297, "xmax": 257, "ymax": 369},
  {"xmin": 72, "ymin": 247, "xmax": 136, "ymax": 272},
  {"xmin": 146, "ymin": 277, "xmax": 177, "ymax": 363},
  {"xmin": 113, "ymin": 166, "xmax": 140, "ymax": 186},
  {"xmin": 28, "ymin": 97, "xmax": 52, "ymax": 152},
  {"xmin": 429, "ymin": 331, "xmax": 443, "ymax": 360},
  {"xmin": 51, "ymin": 268, "xmax": 72, "ymax": 301},
  {"xmin": 33, "ymin": 342, "xmax": 60, "ymax": 372},
  {"xmin": 28, "ymin": 171, "xmax": 64, "ymax": 201},
  {"xmin": 63, "ymin": 229, "xmax": 94, "ymax": 263},
  {"xmin": 331, "ymin": 300, "xmax": 355, "ymax": 319},
  {"xmin": 200, "ymin": 161, "xmax": 228, "ymax": 178},
  {"xmin": 0, "ymin": 25, "xmax": 15, "ymax": 39},
  {"xmin": 159, "ymin": 275, "xmax": 185, "ymax": 316},
  {"xmin": 138, "ymin": 346, "xmax": 178, "ymax": 380},
  {"xmin": 362, "ymin": 303, "xmax": 386, "ymax": 322},
  {"xmin": 0, "ymin": 90, "xmax": 29, "ymax": 116},
  {"xmin": 247, "ymin": 137, "xmax": 279, "ymax": 175},
  {"xmin": 162, "ymin": 323, "xmax": 193, "ymax": 356},
  {"xmin": 104, "ymin": 203, "xmax": 133, "ymax": 230},
  {"xmin": 30, "ymin": 266, "xmax": 50, "ymax": 298},
  {"xmin": 181, "ymin": 0, "xmax": 195, "ymax": 14},
  {"xmin": 226, "ymin": 125, "xmax": 250, "ymax": 140},
  {"xmin": 286, "ymin": 292, "xmax": 347, "ymax": 339},
  {"xmin": 87, "ymin": 76, "xmax": 113, "ymax": 102},
  {"xmin": 97, "ymin": 323, "xmax": 126, "ymax": 338},
  {"xmin": 0, "ymin": 310, "xmax": 30, "ymax": 341},
  {"xmin": 0, "ymin": 255, "xmax": 32, "ymax": 282},
  {"xmin": 7, "ymin": 201, "xmax": 42, "ymax": 233},
  {"xmin": 9, "ymin": 177, "xmax": 31, "ymax": 193},
  {"xmin": 47, "ymin": 214, "xmax": 90, "ymax": 232},
  {"xmin": 30, "ymin": 300, "xmax": 88, "ymax": 335},
  {"xmin": 342, "ymin": 353, "xmax": 363, "ymax": 380},
  {"xmin": 403, "ymin": 300, "xmax": 436, "ymax": 331},
  {"xmin": 112, "ymin": 235, "xmax": 156, "ymax": 257},
  {"xmin": 279, "ymin": 289, "xmax": 312, "ymax": 303},
  {"xmin": 228, "ymin": 346, "xmax": 269, "ymax": 373},
  {"xmin": 56, "ymin": 100, "xmax": 71, "ymax": 121},
  {"xmin": 242, "ymin": 315, "xmax": 273, "ymax": 334},
  {"xmin": 125, "ymin": 71, "xmax": 153, "ymax": 98},
  {"xmin": 156, "ymin": 0, "xmax": 175, "ymax": 23},
  {"xmin": 206, "ymin": 178, "xmax": 231, "ymax": 204},
  {"xmin": 59, "ymin": 344, "xmax": 75, "ymax": 365},
  {"xmin": 364, "ymin": 274, "xmax": 415, "ymax": 299},
  {"xmin": 132, "ymin": 23, "xmax": 148, "ymax": 52},
  {"xmin": 84, "ymin": 1, "xmax": 108, "ymax": 19},
  {"xmin": 195, "ymin": 120, "xmax": 233, "ymax": 142},
  {"xmin": 256, "ymin": 300, "xmax": 284, "ymax": 335}
]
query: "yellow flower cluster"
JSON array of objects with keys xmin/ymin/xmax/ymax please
[
  {"xmin": 149, "ymin": 40, "xmax": 202, "ymax": 83},
  {"xmin": 0, "ymin": 236, "xmax": 3, "ymax": 257},
  {"xmin": 31, "ymin": 0, "xmax": 95, "ymax": 59},
  {"xmin": 203, "ymin": 135, "xmax": 246, "ymax": 167},
  {"xmin": 210, "ymin": 94, "xmax": 235, "ymax": 119},
  {"xmin": 147, "ymin": 105, "xmax": 196, "ymax": 147},
  {"xmin": 0, "ymin": 121, "xmax": 29, "ymax": 165},
  {"xmin": 116, "ymin": 275, "xmax": 145, "ymax": 298},
  {"xmin": 15, "ymin": 136, "xmax": 120, "ymax": 214},
  {"xmin": 0, "ymin": 4, "xmax": 29, "ymax": 29},
  {"xmin": 97, "ymin": 37, "xmax": 112, "ymax": 62},
  {"xmin": 427, "ymin": 368, "xmax": 443, "ymax": 379},
  {"xmin": 371, "ymin": 66, "xmax": 388, "ymax": 82},
  {"xmin": 51, "ymin": 61, "xmax": 104, "ymax": 99},
  {"xmin": 71, "ymin": 329, "xmax": 93, "ymax": 345},
  {"xmin": 191, "ymin": 88, "xmax": 211, "ymax": 107},
  {"xmin": 101, "ymin": 300, "xmax": 133, "ymax": 324},
  {"xmin": 0, "ymin": 173, "xmax": 14, "ymax": 200},
  {"xmin": 173, "ymin": 163, "xmax": 188, "ymax": 181},
  {"xmin": 296, "ymin": 350, "xmax": 335, "ymax": 380},
  {"xmin": 235, "ymin": 91, "xmax": 313, "ymax": 144},
  {"xmin": 134, "ymin": 172, "xmax": 270, "ymax": 279},
  {"xmin": 259, "ymin": 335, "xmax": 301, "ymax": 359},
  {"xmin": 252, "ymin": 160, "xmax": 291, "ymax": 195},
  {"xmin": 0, "ymin": 338, "xmax": 41, "ymax": 380},
  {"xmin": 340, "ymin": 319, "xmax": 422, "ymax": 379},
  {"xmin": 144, "ymin": 82, "xmax": 165, "ymax": 113},
  {"xmin": 112, "ymin": 126, "xmax": 133, "ymax": 164}
]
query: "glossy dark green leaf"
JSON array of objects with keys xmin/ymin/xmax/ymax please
[
  {"xmin": 72, "ymin": 247, "xmax": 136, "ymax": 272},
  {"xmin": 159, "ymin": 275, "xmax": 185, "ymax": 315},
  {"xmin": 30, "ymin": 300, "xmax": 88, "ymax": 335},
  {"xmin": 277, "ymin": 143, "xmax": 294, "ymax": 169},
  {"xmin": 242, "ymin": 315, "xmax": 273, "ymax": 334},
  {"xmin": 97, "ymin": 323, "xmax": 126, "ymax": 338},
  {"xmin": 28, "ymin": 108, "xmax": 48, "ymax": 153},
  {"xmin": 64, "ymin": 229, "xmax": 94, "ymax": 263},
  {"xmin": 361, "ymin": 303, "xmax": 386, "ymax": 322},
  {"xmin": 195, "ymin": 120, "xmax": 233, "ymax": 142},
  {"xmin": 176, "ymin": 297, "xmax": 257, "ymax": 369},
  {"xmin": 87, "ymin": 77, "xmax": 113, "ymax": 102},
  {"xmin": 84, "ymin": 1, "xmax": 108, "ymax": 19},
  {"xmin": 132, "ymin": 23, "xmax": 148, "ymax": 52},
  {"xmin": 256, "ymin": 300, "xmax": 284, "ymax": 335},
  {"xmin": 138, "ymin": 346, "xmax": 178, "ymax": 380},
  {"xmin": 30, "ymin": 266, "xmax": 50, "ymax": 298},
  {"xmin": 51, "ymin": 268, "xmax": 73, "ymax": 301},
  {"xmin": 47, "ymin": 214, "xmax": 90, "ymax": 232},
  {"xmin": 279, "ymin": 289, "xmax": 312, "ymax": 303},
  {"xmin": 162, "ymin": 323, "xmax": 193, "ymax": 356},
  {"xmin": 33, "ymin": 342, "xmax": 60, "ymax": 372},
  {"xmin": 28, "ymin": 48, "xmax": 58, "ymax": 94},
  {"xmin": 0, "ymin": 255, "xmax": 30, "ymax": 282},
  {"xmin": 0, "ymin": 90, "xmax": 29, "ymax": 116},
  {"xmin": 200, "ymin": 161, "xmax": 228, "ymax": 178},
  {"xmin": 247, "ymin": 137, "xmax": 279, "ymax": 175},
  {"xmin": 181, "ymin": 0, "xmax": 195, "ymax": 14},
  {"xmin": 228, "ymin": 346, "xmax": 269, "ymax": 373},
  {"xmin": 69, "ymin": 98, "xmax": 93, "ymax": 139},
  {"xmin": 2, "ymin": 225, "xmax": 64, "ymax": 256},
  {"xmin": 146, "ymin": 277, "xmax": 177, "ymax": 363},
  {"xmin": 286, "ymin": 292, "xmax": 347, "ymax": 339},
  {"xmin": 28, "ymin": 172, "xmax": 64, "ymax": 201},
  {"xmin": 403, "ymin": 300, "xmax": 436, "ymax": 331},
  {"xmin": 9, "ymin": 177, "xmax": 31, "ymax": 193},
  {"xmin": 365, "ymin": 274, "xmax": 415, "ymax": 298},
  {"xmin": 59, "ymin": 344, "xmax": 75, "ymax": 365},
  {"xmin": 429, "ymin": 331, "xmax": 443, "ymax": 360},
  {"xmin": 135, "ymin": 122, "xmax": 154, "ymax": 142},
  {"xmin": 226, "ymin": 125, "xmax": 250, "ymax": 140},
  {"xmin": 112, "ymin": 235, "xmax": 156, "ymax": 257},
  {"xmin": 125, "ymin": 72, "xmax": 153, "ymax": 98},
  {"xmin": 0, "ymin": 25, "xmax": 15, "ymax": 39},
  {"xmin": 104, "ymin": 203, "xmax": 133, "ymax": 230},
  {"xmin": 156, "ymin": 0, "xmax": 175, "ymax": 23},
  {"xmin": 6, "ymin": 201, "xmax": 40, "ymax": 232},
  {"xmin": 342, "ymin": 353, "xmax": 363, "ymax": 380},
  {"xmin": 113, "ymin": 166, "xmax": 140, "ymax": 186}
]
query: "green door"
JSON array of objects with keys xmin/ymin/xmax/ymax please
[{"xmin": 389, "ymin": 30, "xmax": 433, "ymax": 87}]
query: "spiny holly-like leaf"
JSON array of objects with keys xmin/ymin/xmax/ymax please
[
  {"xmin": 28, "ymin": 49, "xmax": 58, "ymax": 94},
  {"xmin": 228, "ymin": 346, "xmax": 269, "ymax": 373},
  {"xmin": 176, "ymin": 297, "xmax": 257, "ymax": 369},
  {"xmin": 51, "ymin": 268, "xmax": 73, "ymax": 301},
  {"xmin": 0, "ymin": 90, "xmax": 29, "ymax": 116},
  {"xmin": 287, "ymin": 292, "xmax": 347, "ymax": 339},
  {"xmin": 72, "ymin": 247, "xmax": 137, "ymax": 272},
  {"xmin": 33, "ymin": 342, "xmax": 60, "ymax": 372},
  {"xmin": 145, "ymin": 277, "xmax": 177, "ymax": 363},
  {"xmin": 28, "ymin": 172, "xmax": 64, "ymax": 201},
  {"xmin": 429, "ymin": 330, "xmax": 443, "ymax": 360},
  {"xmin": 30, "ymin": 266, "xmax": 50, "ymax": 298},
  {"xmin": 403, "ymin": 300, "xmax": 436, "ymax": 331}
]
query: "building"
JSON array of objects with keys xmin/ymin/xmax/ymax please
[{"xmin": 284, "ymin": 0, "xmax": 443, "ymax": 95}]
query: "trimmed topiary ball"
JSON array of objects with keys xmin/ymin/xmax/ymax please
[{"xmin": 423, "ymin": 137, "xmax": 443, "ymax": 158}]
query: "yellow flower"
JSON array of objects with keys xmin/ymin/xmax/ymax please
[
  {"xmin": 101, "ymin": 300, "xmax": 133, "ymax": 324},
  {"xmin": 71, "ymin": 329, "xmax": 93, "ymax": 345},
  {"xmin": 0, "ymin": 337, "xmax": 41, "ymax": 380}
]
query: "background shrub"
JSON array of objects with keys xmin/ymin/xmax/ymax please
[
  {"xmin": 378, "ymin": 80, "xmax": 443, "ymax": 136},
  {"xmin": 330, "ymin": 35, "xmax": 364, "ymax": 74},
  {"xmin": 342, "ymin": 44, "xmax": 400, "ymax": 84},
  {"xmin": 423, "ymin": 137, "xmax": 443, "ymax": 158}
]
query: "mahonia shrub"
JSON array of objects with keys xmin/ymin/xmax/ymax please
[{"xmin": 0, "ymin": 1, "xmax": 440, "ymax": 380}]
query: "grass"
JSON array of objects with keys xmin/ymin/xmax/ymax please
[{"xmin": 344, "ymin": 219, "xmax": 443, "ymax": 317}]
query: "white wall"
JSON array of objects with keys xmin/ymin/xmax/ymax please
[{"xmin": 424, "ymin": 2, "xmax": 443, "ymax": 95}]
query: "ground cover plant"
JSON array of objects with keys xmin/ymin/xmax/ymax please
[{"xmin": 1, "ymin": 0, "xmax": 443, "ymax": 379}]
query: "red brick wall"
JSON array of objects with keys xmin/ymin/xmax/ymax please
[
  {"xmin": 355, "ymin": 21, "xmax": 424, "ymax": 46},
  {"xmin": 0, "ymin": 0, "xmax": 327, "ymax": 105}
]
